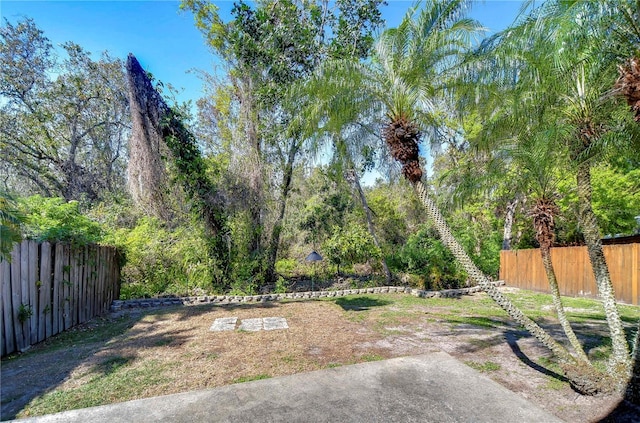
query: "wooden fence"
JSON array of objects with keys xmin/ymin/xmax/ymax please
[
  {"xmin": 1, "ymin": 241, "xmax": 120, "ymax": 357},
  {"xmin": 500, "ymin": 243, "xmax": 639, "ymax": 305}
]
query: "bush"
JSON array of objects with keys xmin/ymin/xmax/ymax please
[
  {"xmin": 106, "ymin": 217, "xmax": 216, "ymax": 299},
  {"xmin": 0, "ymin": 191, "xmax": 24, "ymax": 260},
  {"xmin": 19, "ymin": 196, "xmax": 103, "ymax": 244},
  {"xmin": 275, "ymin": 258, "xmax": 298, "ymax": 277},
  {"xmin": 323, "ymin": 224, "xmax": 381, "ymax": 274},
  {"xmin": 392, "ymin": 225, "xmax": 466, "ymax": 290}
]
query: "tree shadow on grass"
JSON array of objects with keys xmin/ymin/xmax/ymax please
[
  {"xmin": 0, "ymin": 300, "xmax": 281, "ymax": 420},
  {"xmin": 334, "ymin": 296, "xmax": 392, "ymax": 311},
  {"xmin": 504, "ymin": 330, "xmax": 570, "ymax": 383}
]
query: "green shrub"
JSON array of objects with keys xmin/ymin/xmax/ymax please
[
  {"xmin": 107, "ymin": 217, "xmax": 216, "ymax": 299},
  {"xmin": 275, "ymin": 258, "xmax": 298, "ymax": 277},
  {"xmin": 19, "ymin": 196, "xmax": 103, "ymax": 244},
  {"xmin": 323, "ymin": 224, "xmax": 381, "ymax": 274},
  {"xmin": 392, "ymin": 225, "xmax": 466, "ymax": 290},
  {"xmin": 0, "ymin": 191, "xmax": 24, "ymax": 260}
]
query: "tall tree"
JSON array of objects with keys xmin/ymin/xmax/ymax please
[
  {"xmin": 182, "ymin": 0, "xmax": 385, "ymax": 284},
  {"xmin": 0, "ymin": 19, "xmax": 129, "ymax": 201},
  {"xmin": 126, "ymin": 54, "xmax": 230, "ymax": 285}
]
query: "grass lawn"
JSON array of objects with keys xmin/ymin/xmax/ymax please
[{"xmin": 2, "ymin": 288, "xmax": 639, "ymax": 422}]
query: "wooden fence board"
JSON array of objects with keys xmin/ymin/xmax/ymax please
[
  {"xmin": 38, "ymin": 242, "xmax": 51, "ymax": 342},
  {"xmin": 10, "ymin": 246, "xmax": 23, "ymax": 352},
  {"xmin": 84, "ymin": 245, "xmax": 98, "ymax": 318},
  {"xmin": 79, "ymin": 247, "xmax": 86, "ymax": 324},
  {"xmin": 87, "ymin": 248, "xmax": 99, "ymax": 316},
  {"xmin": 71, "ymin": 247, "xmax": 80, "ymax": 327},
  {"xmin": 501, "ymin": 243, "xmax": 639, "ymax": 305},
  {"xmin": 106, "ymin": 250, "xmax": 114, "ymax": 307},
  {"xmin": 52, "ymin": 243, "xmax": 63, "ymax": 336},
  {"xmin": 98, "ymin": 248, "xmax": 105, "ymax": 313},
  {"xmin": 633, "ymin": 244, "xmax": 639, "ymax": 306},
  {"xmin": 62, "ymin": 244, "xmax": 71, "ymax": 331},
  {"xmin": 28, "ymin": 241, "xmax": 38, "ymax": 344},
  {"xmin": 1, "ymin": 255, "xmax": 14, "ymax": 355},
  {"xmin": 20, "ymin": 241, "xmax": 31, "ymax": 348}
]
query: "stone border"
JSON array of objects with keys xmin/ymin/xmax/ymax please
[{"xmin": 110, "ymin": 281, "xmax": 505, "ymax": 312}]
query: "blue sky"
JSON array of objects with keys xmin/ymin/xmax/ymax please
[{"xmin": 1, "ymin": 1, "xmax": 527, "ymax": 105}]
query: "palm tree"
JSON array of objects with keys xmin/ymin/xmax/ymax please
[
  {"xmin": 464, "ymin": 0, "xmax": 640, "ymax": 391},
  {"xmin": 301, "ymin": 0, "xmax": 582, "ymax": 367},
  {"xmin": 609, "ymin": 0, "xmax": 640, "ymax": 122},
  {"xmin": 512, "ymin": 136, "xmax": 590, "ymax": 364}
]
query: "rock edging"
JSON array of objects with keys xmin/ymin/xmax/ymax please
[{"xmin": 110, "ymin": 281, "xmax": 506, "ymax": 312}]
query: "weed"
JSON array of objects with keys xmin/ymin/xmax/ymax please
[
  {"xmin": 544, "ymin": 377, "xmax": 566, "ymax": 391},
  {"xmin": 465, "ymin": 360, "xmax": 501, "ymax": 372},
  {"xmin": 360, "ymin": 354, "xmax": 384, "ymax": 362},
  {"xmin": 17, "ymin": 304, "xmax": 33, "ymax": 323},
  {"xmin": 232, "ymin": 374, "xmax": 271, "ymax": 384}
]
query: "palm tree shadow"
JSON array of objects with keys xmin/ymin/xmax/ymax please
[{"xmin": 504, "ymin": 330, "xmax": 570, "ymax": 383}]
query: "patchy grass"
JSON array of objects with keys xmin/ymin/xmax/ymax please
[
  {"xmin": 2, "ymin": 316, "xmax": 136, "ymax": 361},
  {"xmin": 359, "ymin": 353, "xmax": 385, "ymax": 362},
  {"xmin": 2, "ymin": 288, "xmax": 638, "ymax": 422},
  {"xmin": 232, "ymin": 374, "xmax": 271, "ymax": 384},
  {"xmin": 464, "ymin": 360, "xmax": 502, "ymax": 372},
  {"xmin": 20, "ymin": 359, "xmax": 172, "ymax": 418}
]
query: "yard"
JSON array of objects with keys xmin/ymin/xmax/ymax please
[{"xmin": 2, "ymin": 287, "xmax": 639, "ymax": 422}]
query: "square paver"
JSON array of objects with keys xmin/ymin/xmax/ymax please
[
  {"xmin": 238, "ymin": 318, "xmax": 263, "ymax": 331},
  {"xmin": 209, "ymin": 317, "xmax": 238, "ymax": 332},
  {"xmin": 263, "ymin": 317, "xmax": 288, "ymax": 330}
]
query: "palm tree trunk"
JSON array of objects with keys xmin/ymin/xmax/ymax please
[
  {"xmin": 576, "ymin": 163, "xmax": 631, "ymax": 373},
  {"xmin": 540, "ymin": 246, "xmax": 590, "ymax": 362},
  {"xmin": 625, "ymin": 319, "xmax": 640, "ymax": 404},
  {"xmin": 412, "ymin": 180, "xmax": 576, "ymax": 364},
  {"xmin": 347, "ymin": 169, "xmax": 392, "ymax": 284}
]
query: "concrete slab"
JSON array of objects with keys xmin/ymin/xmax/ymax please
[
  {"xmin": 263, "ymin": 317, "xmax": 288, "ymax": 331},
  {"xmin": 238, "ymin": 318, "xmax": 263, "ymax": 332},
  {"xmin": 13, "ymin": 352, "xmax": 562, "ymax": 423},
  {"xmin": 209, "ymin": 317, "xmax": 237, "ymax": 332}
]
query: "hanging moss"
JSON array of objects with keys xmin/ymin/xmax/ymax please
[{"xmin": 126, "ymin": 54, "xmax": 230, "ymax": 284}]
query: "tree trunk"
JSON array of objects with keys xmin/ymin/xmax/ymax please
[
  {"xmin": 264, "ymin": 142, "xmax": 299, "ymax": 284},
  {"xmin": 125, "ymin": 54, "xmax": 172, "ymax": 220},
  {"xmin": 540, "ymin": 245, "xmax": 590, "ymax": 362},
  {"xmin": 238, "ymin": 75, "xmax": 263, "ymax": 256},
  {"xmin": 347, "ymin": 169, "xmax": 392, "ymax": 284},
  {"xmin": 625, "ymin": 319, "xmax": 640, "ymax": 404},
  {"xmin": 576, "ymin": 162, "xmax": 631, "ymax": 375},
  {"xmin": 502, "ymin": 197, "xmax": 518, "ymax": 250},
  {"xmin": 126, "ymin": 54, "xmax": 229, "ymax": 282},
  {"xmin": 411, "ymin": 180, "xmax": 576, "ymax": 364}
]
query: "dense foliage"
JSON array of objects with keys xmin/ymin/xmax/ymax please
[{"xmin": 1, "ymin": 2, "xmax": 638, "ymax": 299}]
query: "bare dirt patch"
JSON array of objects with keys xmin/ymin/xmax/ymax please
[{"xmin": 2, "ymin": 291, "xmax": 638, "ymax": 422}]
